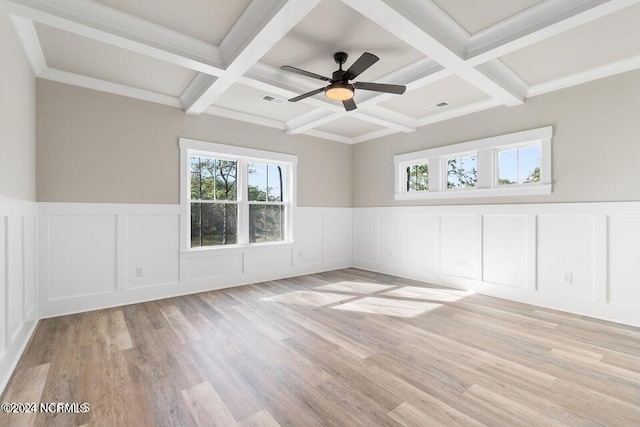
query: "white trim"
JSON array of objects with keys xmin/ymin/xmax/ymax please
[
  {"xmin": 394, "ymin": 127, "xmax": 552, "ymax": 200},
  {"xmin": 179, "ymin": 139, "xmax": 298, "ymax": 164},
  {"xmin": 5, "ymin": 0, "xmax": 224, "ymax": 75},
  {"xmin": 527, "ymin": 54, "xmax": 640, "ymax": 97},
  {"xmin": 203, "ymin": 106, "xmax": 285, "ymax": 131},
  {"xmin": 352, "ymin": 128, "xmax": 401, "ymax": 144},
  {"xmin": 466, "ymin": 0, "xmax": 640, "ymax": 65},
  {"xmin": 39, "ymin": 68, "xmax": 183, "ymax": 108},
  {"xmin": 395, "ymin": 126, "xmax": 552, "ymax": 162},
  {"xmin": 180, "ymin": 138, "xmax": 297, "ymax": 251},
  {"xmin": 394, "ymin": 184, "xmax": 552, "ymax": 200},
  {"xmin": 301, "ymin": 130, "xmax": 354, "ymax": 145},
  {"xmin": 9, "ymin": 15, "xmax": 46, "ymax": 75},
  {"xmin": 339, "ymin": 0, "xmax": 526, "ymax": 106},
  {"xmin": 184, "ymin": 0, "xmax": 322, "ymax": 114}
]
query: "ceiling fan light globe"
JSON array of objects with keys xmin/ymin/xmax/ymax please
[{"xmin": 325, "ymin": 83, "xmax": 354, "ymax": 101}]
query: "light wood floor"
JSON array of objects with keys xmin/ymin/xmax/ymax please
[{"xmin": 2, "ymin": 269, "xmax": 640, "ymax": 426}]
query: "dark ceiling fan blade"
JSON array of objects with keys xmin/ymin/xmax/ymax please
[
  {"xmin": 288, "ymin": 87, "xmax": 326, "ymax": 102},
  {"xmin": 281, "ymin": 66, "xmax": 331, "ymax": 82},
  {"xmin": 343, "ymin": 98, "xmax": 357, "ymax": 111},
  {"xmin": 353, "ymin": 82, "xmax": 406, "ymax": 94},
  {"xmin": 344, "ymin": 52, "xmax": 379, "ymax": 80}
]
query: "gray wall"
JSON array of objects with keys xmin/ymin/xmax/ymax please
[
  {"xmin": 352, "ymin": 69, "xmax": 640, "ymax": 207},
  {"xmin": 0, "ymin": 6, "xmax": 36, "ymax": 201},
  {"xmin": 36, "ymin": 80, "xmax": 352, "ymax": 207}
]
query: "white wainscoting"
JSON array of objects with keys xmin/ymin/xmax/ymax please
[
  {"xmin": 0, "ymin": 197, "xmax": 38, "ymax": 393},
  {"xmin": 38, "ymin": 203, "xmax": 352, "ymax": 318},
  {"xmin": 353, "ymin": 203, "xmax": 640, "ymax": 327}
]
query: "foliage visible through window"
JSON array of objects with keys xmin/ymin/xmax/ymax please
[
  {"xmin": 447, "ymin": 155, "xmax": 477, "ymax": 189},
  {"xmin": 190, "ymin": 157, "xmax": 238, "ymax": 247},
  {"xmin": 498, "ymin": 146, "xmax": 540, "ymax": 185},
  {"xmin": 405, "ymin": 163, "xmax": 429, "ymax": 192},
  {"xmin": 248, "ymin": 163, "xmax": 286, "ymax": 243}
]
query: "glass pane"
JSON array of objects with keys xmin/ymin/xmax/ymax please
[
  {"xmin": 190, "ymin": 157, "xmax": 237, "ymax": 201},
  {"xmin": 215, "ymin": 160, "xmax": 237, "ymax": 201},
  {"xmin": 406, "ymin": 163, "xmax": 429, "ymax": 192},
  {"xmin": 190, "ymin": 157, "xmax": 216, "ymax": 200},
  {"xmin": 267, "ymin": 164, "xmax": 287, "ymax": 202},
  {"xmin": 248, "ymin": 162, "xmax": 268, "ymax": 201},
  {"xmin": 447, "ymin": 156, "xmax": 477, "ymax": 189},
  {"xmin": 191, "ymin": 203, "xmax": 238, "ymax": 247},
  {"xmin": 249, "ymin": 205, "xmax": 285, "ymax": 243},
  {"xmin": 519, "ymin": 146, "xmax": 540, "ymax": 184},
  {"xmin": 498, "ymin": 149, "xmax": 518, "ymax": 185}
]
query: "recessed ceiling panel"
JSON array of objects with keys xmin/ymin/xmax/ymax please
[
  {"xmin": 261, "ymin": 0, "xmax": 425, "ymax": 83},
  {"xmin": 501, "ymin": 4, "xmax": 640, "ymax": 85},
  {"xmin": 316, "ymin": 116, "xmax": 385, "ymax": 139},
  {"xmin": 95, "ymin": 0, "xmax": 252, "ymax": 45},
  {"xmin": 36, "ymin": 24, "xmax": 197, "ymax": 97},
  {"xmin": 432, "ymin": 0, "xmax": 544, "ymax": 34},
  {"xmin": 379, "ymin": 75, "xmax": 489, "ymax": 119},
  {"xmin": 211, "ymin": 83, "xmax": 315, "ymax": 122}
]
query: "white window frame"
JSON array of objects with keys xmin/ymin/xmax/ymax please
[
  {"xmin": 394, "ymin": 126, "xmax": 552, "ymax": 200},
  {"xmin": 180, "ymin": 138, "xmax": 297, "ymax": 252}
]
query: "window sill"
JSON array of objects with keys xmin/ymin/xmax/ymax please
[
  {"xmin": 394, "ymin": 184, "xmax": 552, "ymax": 201},
  {"xmin": 180, "ymin": 241, "xmax": 294, "ymax": 257}
]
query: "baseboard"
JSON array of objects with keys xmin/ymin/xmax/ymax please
[
  {"xmin": 353, "ymin": 260, "xmax": 640, "ymax": 328},
  {"xmin": 0, "ymin": 319, "xmax": 38, "ymax": 395}
]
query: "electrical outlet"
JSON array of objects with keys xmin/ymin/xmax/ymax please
[
  {"xmin": 454, "ymin": 258, "xmax": 469, "ymax": 268},
  {"xmin": 562, "ymin": 272, "xmax": 573, "ymax": 285},
  {"xmin": 136, "ymin": 266, "xmax": 144, "ymax": 277},
  {"xmin": 298, "ymin": 250, "xmax": 303, "ymax": 258}
]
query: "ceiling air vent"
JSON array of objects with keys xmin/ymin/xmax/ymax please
[
  {"xmin": 424, "ymin": 101, "xmax": 450, "ymax": 112},
  {"xmin": 261, "ymin": 94, "xmax": 286, "ymax": 105}
]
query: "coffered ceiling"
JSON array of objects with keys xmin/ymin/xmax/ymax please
[{"xmin": 7, "ymin": 0, "xmax": 640, "ymax": 144}]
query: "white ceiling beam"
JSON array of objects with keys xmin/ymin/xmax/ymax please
[
  {"xmin": 302, "ymin": 130, "xmax": 354, "ymax": 144},
  {"xmin": 466, "ymin": 0, "xmax": 640, "ymax": 66},
  {"xmin": 340, "ymin": 0, "xmax": 527, "ymax": 106},
  {"xmin": 38, "ymin": 67, "xmax": 184, "ymax": 108},
  {"xmin": 286, "ymin": 111, "xmax": 344, "ymax": 135},
  {"xmin": 527, "ymin": 53, "xmax": 640, "ymax": 97},
  {"xmin": 352, "ymin": 128, "xmax": 401, "ymax": 144},
  {"xmin": 184, "ymin": 0, "xmax": 322, "ymax": 114},
  {"xmin": 417, "ymin": 99, "xmax": 502, "ymax": 127},
  {"xmin": 352, "ymin": 107, "xmax": 416, "ymax": 133},
  {"xmin": 10, "ymin": 15, "xmax": 46, "ymax": 75},
  {"xmin": 5, "ymin": 0, "xmax": 225, "ymax": 76}
]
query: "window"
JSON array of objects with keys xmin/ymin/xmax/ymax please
[
  {"xmin": 497, "ymin": 146, "xmax": 540, "ymax": 186},
  {"xmin": 393, "ymin": 126, "xmax": 552, "ymax": 200},
  {"xmin": 180, "ymin": 139, "xmax": 296, "ymax": 250},
  {"xmin": 248, "ymin": 162, "xmax": 286, "ymax": 243},
  {"xmin": 190, "ymin": 157, "xmax": 238, "ymax": 247},
  {"xmin": 446, "ymin": 155, "xmax": 477, "ymax": 189},
  {"xmin": 405, "ymin": 162, "xmax": 429, "ymax": 192}
]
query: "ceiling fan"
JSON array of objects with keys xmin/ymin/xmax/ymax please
[{"xmin": 281, "ymin": 52, "xmax": 406, "ymax": 111}]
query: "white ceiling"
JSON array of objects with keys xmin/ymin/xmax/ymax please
[
  {"xmin": 8, "ymin": 0, "xmax": 640, "ymax": 144},
  {"xmin": 379, "ymin": 75, "xmax": 489, "ymax": 120},
  {"xmin": 36, "ymin": 23, "xmax": 197, "ymax": 97},
  {"xmin": 94, "ymin": 0, "xmax": 252, "ymax": 45},
  {"xmin": 500, "ymin": 3, "xmax": 640, "ymax": 85},
  {"xmin": 261, "ymin": 0, "xmax": 425, "ymax": 83},
  {"xmin": 212, "ymin": 83, "xmax": 315, "ymax": 122},
  {"xmin": 316, "ymin": 116, "xmax": 385, "ymax": 138},
  {"xmin": 432, "ymin": 0, "xmax": 544, "ymax": 34}
]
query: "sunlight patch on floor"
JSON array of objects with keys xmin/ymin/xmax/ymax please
[
  {"xmin": 332, "ymin": 297, "xmax": 441, "ymax": 318},
  {"xmin": 261, "ymin": 291, "xmax": 353, "ymax": 307},
  {"xmin": 382, "ymin": 286, "xmax": 472, "ymax": 302},
  {"xmin": 313, "ymin": 281, "xmax": 395, "ymax": 294}
]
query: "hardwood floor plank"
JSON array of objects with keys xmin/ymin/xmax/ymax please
[
  {"xmin": 2, "ymin": 269, "xmax": 639, "ymax": 426},
  {"xmin": 182, "ymin": 381, "xmax": 239, "ymax": 427}
]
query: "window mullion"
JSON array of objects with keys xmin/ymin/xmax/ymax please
[{"xmin": 238, "ymin": 160, "xmax": 249, "ymax": 245}]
